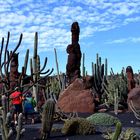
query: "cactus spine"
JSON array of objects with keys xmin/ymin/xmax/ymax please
[{"xmin": 41, "ymin": 99, "xmax": 55, "ymax": 140}]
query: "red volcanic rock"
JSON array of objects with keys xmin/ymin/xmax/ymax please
[
  {"xmin": 126, "ymin": 66, "xmax": 135, "ymax": 92},
  {"xmin": 57, "ymin": 78, "xmax": 95, "ymax": 113},
  {"xmin": 66, "ymin": 22, "xmax": 81, "ymax": 84},
  {"xmin": 127, "ymin": 87, "xmax": 140, "ymax": 110}
]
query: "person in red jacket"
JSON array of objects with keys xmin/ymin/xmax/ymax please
[{"xmin": 10, "ymin": 87, "xmax": 23, "ymax": 125}]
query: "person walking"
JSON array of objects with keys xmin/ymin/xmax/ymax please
[
  {"xmin": 10, "ymin": 87, "xmax": 23, "ymax": 125},
  {"xmin": 23, "ymin": 93, "xmax": 36, "ymax": 124}
]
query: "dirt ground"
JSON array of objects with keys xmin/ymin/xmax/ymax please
[{"xmin": 1, "ymin": 112, "xmax": 140, "ymax": 140}]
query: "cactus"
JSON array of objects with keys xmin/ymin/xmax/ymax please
[
  {"xmin": 16, "ymin": 113, "xmax": 23, "ymax": 140},
  {"xmin": 41, "ymin": 99, "xmax": 55, "ymax": 140},
  {"xmin": 92, "ymin": 53, "xmax": 108, "ymax": 101},
  {"xmin": 30, "ymin": 32, "xmax": 54, "ymax": 111},
  {"xmin": 54, "ymin": 48, "xmax": 62, "ymax": 91},
  {"xmin": 112, "ymin": 121, "xmax": 122, "ymax": 140},
  {"xmin": 86, "ymin": 113, "xmax": 120, "ymax": 126},
  {"xmin": 82, "ymin": 53, "xmax": 86, "ymax": 78},
  {"xmin": 32, "ymin": 32, "xmax": 39, "ymax": 110},
  {"xmin": 114, "ymin": 88, "xmax": 119, "ymax": 115},
  {"xmin": 61, "ymin": 117, "xmax": 95, "ymax": 135},
  {"xmin": 103, "ymin": 68, "xmax": 128, "ymax": 109},
  {"xmin": 0, "ymin": 96, "xmax": 24, "ymax": 140},
  {"xmin": 102, "ymin": 121, "xmax": 122, "ymax": 140}
]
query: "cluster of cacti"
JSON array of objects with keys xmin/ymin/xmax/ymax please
[
  {"xmin": 41, "ymin": 98, "xmax": 55, "ymax": 140},
  {"xmin": 103, "ymin": 123, "xmax": 140, "ymax": 140},
  {"xmin": 103, "ymin": 68, "xmax": 128, "ymax": 108},
  {"xmin": 0, "ymin": 32, "xmax": 55, "ymax": 140},
  {"xmin": 92, "ymin": 53, "xmax": 108, "ymax": 101},
  {"xmin": 30, "ymin": 32, "xmax": 53, "ymax": 111},
  {"xmin": 120, "ymin": 128, "xmax": 138, "ymax": 140},
  {"xmin": 86, "ymin": 113, "xmax": 120, "ymax": 126},
  {"xmin": 103, "ymin": 121, "xmax": 122, "ymax": 140},
  {"xmin": 61, "ymin": 117, "xmax": 95, "ymax": 135},
  {"xmin": 0, "ymin": 95, "xmax": 24, "ymax": 140}
]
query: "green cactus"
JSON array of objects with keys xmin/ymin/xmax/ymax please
[
  {"xmin": 32, "ymin": 32, "xmax": 39, "ymax": 110},
  {"xmin": 41, "ymin": 99, "xmax": 55, "ymax": 140},
  {"xmin": 102, "ymin": 121, "xmax": 122, "ymax": 140},
  {"xmin": 54, "ymin": 48, "xmax": 62, "ymax": 91},
  {"xmin": 16, "ymin": 113, "xmax": 23, "ymax": 140},
  {"xmin": 82, "ymin": 53, "xmax": 86, "ymax": 77},
  {"xmin": 92, "ymin": 53, "xmax": 108, "ymax": 101},
  {"xmin": 61, "ymin": 117, "xmax": 95, "ymax": 135},
  {"xmin": 86, "ymin": 113, "xmax": 120, "ymax": 126},
  {"xmin": 0, "ymin": 95, "xmax": 24, "ymax": 140},
  {"xmin": 112, "ymin": 121, "xmax": 122, "ymax": 140},
  {"xmin": 103, "ymin": 68, "xmax": 128, "ymax": 107}
]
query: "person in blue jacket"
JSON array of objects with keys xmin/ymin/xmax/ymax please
[{"xmin": 23, "ymin": 93, "xmax": 36, "ymax": 124}]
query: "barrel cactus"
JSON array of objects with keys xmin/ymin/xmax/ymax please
[
  {"xmin": 86, "ymin": 113, "xmax": 120, "ymax": 126},
  {"xmin": 61, "ymin": 117, "xmax": 95, "ymax": 135}
]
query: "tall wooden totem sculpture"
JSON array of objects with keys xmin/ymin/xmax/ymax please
[{"xmin": 66, "ymin": 22, "xmax": 82, "ymax": 84}]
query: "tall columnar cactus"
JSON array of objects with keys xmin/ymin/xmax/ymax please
[
  {"xmin": 16, "ymin": 113, "xmax": 23, "ymax": 140},
  {"xmin": 92, "ymin": 53, "xmax": 108, "ymax": 100},
  {"xmin": 82, "ymin": 53, "xmax": 86, "ymax": 78},
  {"xmin": 114, "ymin": 88, "xmax": 119, "ymax": 115},
  {"xmin": 41, "ymin": 99, "xmax": 55, "ymax": 140},
  {"xmin": 32, "ymin": 32, "xmax": 39, "ymax": 110},
  {"xmin": 54, "ymin": 48, "xmax": 62, "ymax": 91},
  {"xmin": 31, "ymin": 32, "xmax": 54, "ymax": 111}
]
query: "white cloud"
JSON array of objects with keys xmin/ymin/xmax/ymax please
[
  {"xmin": 0, "ymin": 0, "xmax": 140, "ymax": 55},
  {"xmin": 106, "ymin": 37, "xmax": 140, "ymax": 44}
]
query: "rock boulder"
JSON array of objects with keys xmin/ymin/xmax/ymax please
[{"xmin": 57, "ymin": 78, "xmax": 95, "ymax": 113}]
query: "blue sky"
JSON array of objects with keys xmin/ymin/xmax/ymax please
[{"xmin": 0, "ymin": 0, "xmax": 140, "ymax": 75}]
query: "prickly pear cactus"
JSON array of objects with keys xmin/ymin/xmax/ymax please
[
  {"xmin": 61, "ymin": 118, "xmax": 95, "ymax": 135},
  {"xmin": 86, "ymin": 113, "xmax": 120, "ymax": 126}
]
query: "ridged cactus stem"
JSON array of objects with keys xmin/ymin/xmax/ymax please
[
  {"xmin": 54, "ymin": 48, "xmax": 61, "ymax": 91},
  {"xmin": 82, "ymin": 53, "xmax": 85, "ymax": 77},
  {"xmin": 114, "ymin": 88, "xmax": 119, "ymax": 115},
  {"xmin": 92, "ymin": 62, "xmax": 94, "ymax": 76},
  {"xmin": 2, "ymin": 95, "xmax": 8, "ymax": 121},
  {"xmin": 33, "ymin": 32, "xmax": 39, "ymax": 111},
  {"xmin": 0, "ymin": 117, "xmax": 6, "ymax": 140},
  {"xmin": 24, "ymin": 49, "xmax": 29, "ymax": 74},
  {"xmin": 41, "ymin": 99, "xmax": 55, "ymax": 140},
  {"xmin": 105, "ymin": 58, "xmax": 108, "ymax": 77},
  {"xmin": 16, "ymin": 113, "xmax": 23, "ymax": 140},
  {"xmin": 112, "ymin": 121, "xmax": 122, "ymax": 140},
  {"xmin": 1, "ymin": 95, "xmax": 9, "ymax": 138}
]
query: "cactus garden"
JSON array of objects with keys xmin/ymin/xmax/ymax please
[{"xmin": 0, "ymin": 21, "xmax": 140, "ymax": 140}]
